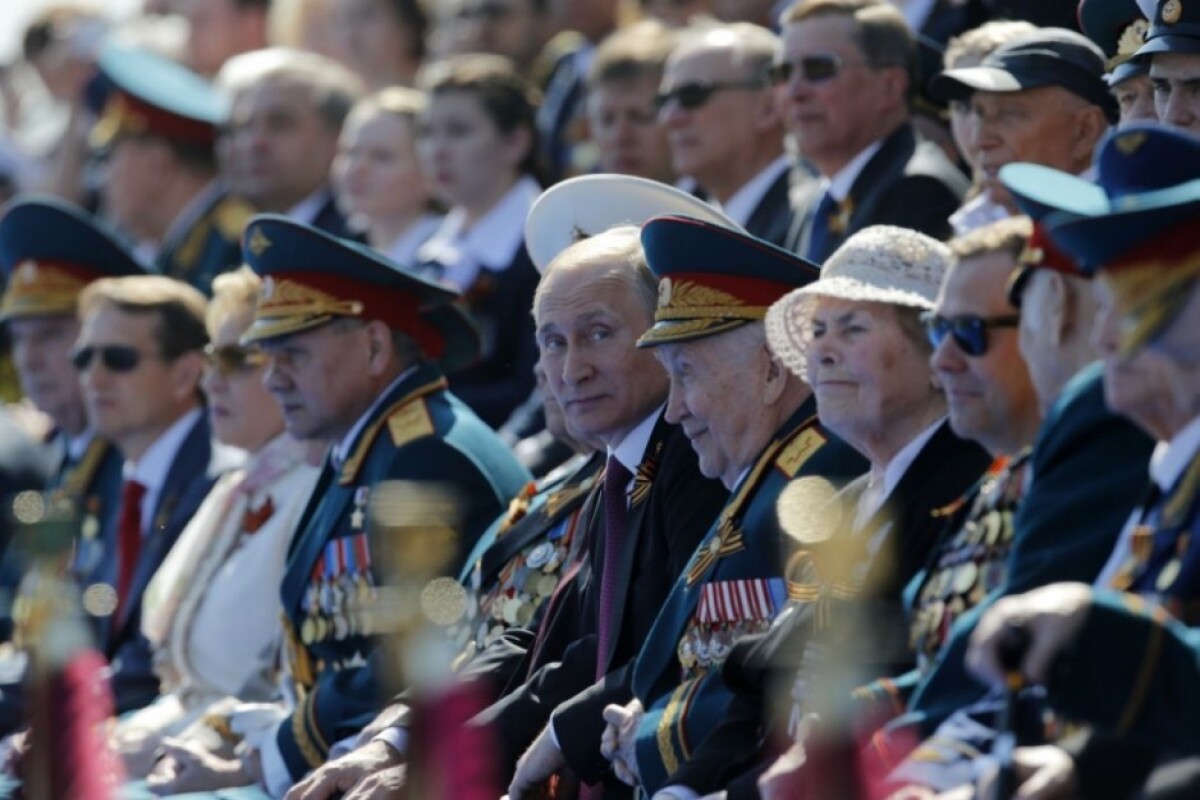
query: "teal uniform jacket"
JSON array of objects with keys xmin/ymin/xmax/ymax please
[
  {"xmin": 156, "ymin": 188, "xmax": 255, "ymax": 296},
  {"xmin": 275, "ymin": 363, "xmax": 529, "ymax": 780},
  {"xmin": 859, "ymin": 363, "xmax": 1156, "ymax": 766},
  {"xmin": 550, "ymin": 398, "xmax": 869, "ymax": 793}
]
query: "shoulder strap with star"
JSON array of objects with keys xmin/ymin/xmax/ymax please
[{"xmin": 338, "ymin": 376, "xmax": 448, "ymax": 485}]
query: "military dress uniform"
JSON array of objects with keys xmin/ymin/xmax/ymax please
[
  {"xmin": 237, "ymin": 216, "xmax": 531, "ymax": 784},
  {"xmin": 0, "ymin": 198, "xmax": 147, "ymax": 645},
  {"xmin": 90, "ymin": 44, "xmax": 250, "ymax": 294}
]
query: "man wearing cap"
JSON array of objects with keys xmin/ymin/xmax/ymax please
[
  {"xmin": 537, "ymin": 216, "xmax": 868, "ymax": 798},
  {"xmin": 91, "ymin": 45, "xmax": 255, "ymax": 295},
  {"xmin": 219, "ymin": 49, "xmax": 364, "ymax": 240},
  {"xmin": 1135, "ymin": 0, "xmax": 1200, "ymax": 133},
  {"xmin": 657, "ymin": 22, "xmax": 794, "ymax": 247},
  {"xmin": 929, "ymin": 27, "xmax": 1116, "ymax": 219},
  {"xmin": 0, "ymin": 199, "xmax": 146, "ymax": 645},
  {"xmin": 1080, "ymin": 0, "xmax": 1157, "ymax": 125},
  {"xmin": 780, "ymin": 0, "xmax": 968, "ymax": 263},
  {"xmin": 231, "ymin": 215, "xmax": 528, "ymax": 794},
  {"xmin": 901, "ymin": 123, "xmax": 1200, "ymax": 800}
]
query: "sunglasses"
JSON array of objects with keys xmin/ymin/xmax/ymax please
[
  {"xmin": 70, "ymin": 345, "xmax": 159, "ymax": 373},
  {"xmin": 654, "ymin": 80, "xmax": 765, "ymax": 111},
  {"xmin": 766, "ymin": 54, "xmax": 862, "ymax": 86},
  {"xmin": 921, "ymin": 312, "xmax": 1021, "ymax": 357},
  {"xmin": 205, "ymin": 343, "xmax": 268, "ymax": 375}
]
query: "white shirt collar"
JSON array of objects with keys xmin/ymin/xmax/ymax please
[
  {"xmin": 718, "ymin": 155, "xmax": 790, "ymax": 227},
  {"xmin": 416, "ymin": 176, "xmax": 541, "ymax": 291},
  {"xmin": 608, "ymin": 404, "xmax": 666, "ymax": 478},
  {"xmin": 856, "ymin": 417, "xmax": 945, "ymax": 527},
  {"xmin": 384, "ymin": 214, "xmax": 443, "ymax": 269},
  {"xmin": 825, "ymin": 139, "xmax": 885, "ymax": 202},
  {"xmin": 285, "ymin": 189, "xmax": 333, "ymax": 226},
  {"xmin": 332, "ymin": 366, "xmax": 419, "ymax": 467},
  {"xmin": 1150, "ymin": 414, "xmax": 1200, "ymax": 491}
]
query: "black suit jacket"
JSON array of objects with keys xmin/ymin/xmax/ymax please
[
  {"xmin": 472, "ymin": 412, "xmax": 729, "ymax": 782},
  {"xmin": 667, "ymin": 421, "xmax": 990, "ymax": 798},
  {"xmin": 308, "ymin": 192, "xmax": 362, "ymax": 243},
  {"xmin": 743, "ymin": 169, "xmax": 794, "ymax": 249},
  {"xmin": 444, "ymin": 245, "xmax": 540, "ymax": 430},
  {"xmin": 786, "ymin": 124, "xmax": 968, "ymax": 261}
]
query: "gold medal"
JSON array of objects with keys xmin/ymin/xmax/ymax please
[
  {"xmin": 81, "ymin": 515, "xmax": 100, "ymax": 540},
  {"xmin": 301, "ymin": 617, "xmax": 316, "ymax": 645},
  {"xmin": 1157, "ymin": 558, "xmax": 1182, "ymax": 592},
  {"xmin": 516, "ymin": 601, "xmax": 535, "ymax": 626},
  {"xmin": 953, "ymin": 562, "xmax": 979, "ymax": 596}
]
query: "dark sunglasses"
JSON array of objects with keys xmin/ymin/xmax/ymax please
[
  {"xmin": 921, "ymin": 312, "xmax": 1021, "ymax": 357},
  {"xmin": 70, "ymin": 345, "xmax": 158, "ymax": 373},
  {"xmin": 766, "ymin": 54, "xmax": 860, "ymax": 86},
  {"xmin": 205, "ymin": 343, "xmax": 268, "ymax": 375},
  {"xmin": 654, "ymin": 80, "xmax": 765, "ymax": 111}
]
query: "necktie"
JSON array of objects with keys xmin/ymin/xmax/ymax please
[
  {"xmin": 114, "ymin": 479, "xmax": 147, "ymax": 626},
  {"xmin": 805, "ymin": 189, "xmax": 838, "ymax": 263},
  {"xmin": 596, "ymin": 456, "xmax": 632, "ymax": 680}
]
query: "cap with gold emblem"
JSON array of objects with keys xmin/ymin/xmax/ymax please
[
  {"xmin": 90, "ymin": 43, "xmax": 228, "ymax": 152},
  {"xmin": 1078, "ymin": 0, "xmax": 1152, "ymax": 85},
  {"xmin": 1136, "ymin": 0, "xmax": 1200, "ymax": 56},
  {"xmin": 635, "ymin": 215, "xmax": 820, "ymax": 348},
  {"xmin": 1001, "ymin": 123, "xmax": 1200, "ymax": 354},
  {"xmin": 0, "ymin": 197, "xmax": 147, "ymax": 321},
  {"xmin": 240, "ymin": 215, "xmax": 480, "ymax": 372}
]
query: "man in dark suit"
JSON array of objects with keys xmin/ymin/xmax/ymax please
[
  {"xmin": 0, "ymin": 198, "xmax": 149, "ymax": 651},
  {"xmin": 658, "ymin": 22, "xmax": 794, "ymax": 247},
  {"xmin": 227, "ymin": 215, "xmax": 529, "ymax": 795},
  {"xmin": 220, "ymin": 49, "xmax": 365, "ymax": 240},
  {"xmin": 488, "ymin": 223, "xmax": 728, "ymax": 799},
  {"xmin": 73, "ymin": 274, "xmax": 240, "ymax": 715},
  {"xmin": 779, "ymin": 0, "xmax": 968, "ymax": 262},
  {"xmin": 90, "ymin": 44, "xmax": 255, "ymax": 296}
]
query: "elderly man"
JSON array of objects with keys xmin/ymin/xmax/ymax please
[
  {"xmin": 219, "ymin": 49, "xmax": 365, "ymax": 239},
  {"xmin": 539, "ymin": 216, "xmax": 869, "ymax": 798},
  {"xmin": 929, "ymin": 27, "xmax": 1115, "ymax": 218},
  {"xmin": 964, "ymin": 125, "xmax": 1200, "ymax": 800},
  {"xmin": 659, "ymin": 22, "xmax": 793, "ymax": 247},
  {"xmin": 92, "ymin": 45, "xmax": 254, "ymax": 294},
  {"xmin": 781, "ymin": 0, "xmax": 967, "ymax": 262},
  {"xmin": 1133, "ymin": 0, "xmax": 1200, "ymax": 134}
]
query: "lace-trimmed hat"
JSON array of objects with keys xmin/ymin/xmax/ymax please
[{"xmin": 765, "ymin": 225, "xmax": 953, "ymax": 381}]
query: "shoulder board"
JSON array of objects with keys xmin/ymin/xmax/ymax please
[
  {"xmin": 61, "ymin": 438, "xmax": 111, "ymax": 498},
  {"xmin": 213, "ymin": 196, "xmax": 256, "ymax": 241},
  {"xmin": 387, "ymin": 396, "xmax": 435, "ymax": 448},
  {"xmin": 775, "ymin": 425, "xmax": 827, "ymax": 478}
]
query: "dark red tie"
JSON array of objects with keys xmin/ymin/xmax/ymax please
[
  {"xmin": 114, "ymin": 479, "xmax": 147, "ymax": 626},
  {"xmin": 596, "ymin": 456, "xmax": 631, "ymax": 680}
]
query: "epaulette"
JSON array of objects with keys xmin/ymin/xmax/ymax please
[
  {"xmin": 61, "ymin": 437, "xmax": 111, "ymax": 499},
  {"xmin": 213, "ymin": 195, "xmax": 256, "ymax": 242},
  {"xmin": 338, "ymin": 376, "xmax": 447, "ymax": 485},
  {"xmin": 775, "ymin": 425, "xmax": 827, "ymax": 478}
]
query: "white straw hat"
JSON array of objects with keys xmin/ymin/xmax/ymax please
[{"xmin": 765, "ymin": 225, "xmax": 953, "ymax": 381}]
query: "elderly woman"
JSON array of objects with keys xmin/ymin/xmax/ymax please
[
  {"xmin": 767, "ymin": 225, "xmax": 992, "ymax": 599},
  {"xmin": 113, "ymin": 268, "xmax": 321, "ymax": 776}
]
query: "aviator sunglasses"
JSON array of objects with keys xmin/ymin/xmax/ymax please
[
  {"xmin": 70, "ymin": 344, "xmax": 159, "ymax": 373},
  {"xmin": 654, "ymin": 79, "xmax": 765, "ymax": 111},
  {"xmin": 766, "ymin": 53, "xmax": 864, "ymax": 85},
  {"xmin": 920, "ymin": 312, "xmax": 1021, "ymax": 357}
]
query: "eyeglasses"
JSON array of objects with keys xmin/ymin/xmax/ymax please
[
  {"xmin": 921, "ymin": 312, "xmax": 1021, "ymax": 357},
  {"xmin": 70, "ymin": 345, "xmax": 159, "ymax": 373},
  {"xmin": 654, "ymin": 80, "xmax": 765, "ymax": 111},
  {"xmin": 766, "ymin": 54, "xmax": 866, "ymax": 86},
  {"xmin": 205, "ymin": 343, "xmax": 268, "ymax": 375}
]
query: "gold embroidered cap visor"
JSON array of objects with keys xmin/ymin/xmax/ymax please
[{"xmin": 635, "ymin": 215, "xmax": 820, "ymax": 348}]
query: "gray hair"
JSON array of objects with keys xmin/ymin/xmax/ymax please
[{"xmin": 536, "ymin": 225, "xmax": 657, "ymax": 319}]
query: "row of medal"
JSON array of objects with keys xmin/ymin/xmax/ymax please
[
  {"xmin": 678, "ymin": 578, "xmax": 786, "ymax": 676},
  {"xmin": 910, "ymin": 464, "xmax": 1024, "ymax": 667},
  {"xmin": 300, "ymin": 531, "xmax": 377, "ymax": 645},
  {"xmin": 451, "ymin": 515, "xmax": 577, "ymax": 657}
]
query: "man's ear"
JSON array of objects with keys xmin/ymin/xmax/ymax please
[
  {"xmin": 363, "ymin": 320, "xmax": 396, "ymax": 376},
  {"xmin": 762, "ymin": 343, "xmax": 789, "ymax": 405},
  {"xmin": 170, "ymin": 350, "xmax": 206, "ymax": 404}
]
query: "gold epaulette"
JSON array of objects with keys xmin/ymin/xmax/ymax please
[
  {"xmin": 60, "ymin": 438, "xmax": 110, "ymax": 499},
  {"xmin": 338, "ymin": 376, "xmax": 448, "ymax": 485},
  {"xmin": 214, "ymin": 195, "xmax": 256, "ymax": 242},
  {"xmin": 775, "ymin": 423, "xmax": 827, "ymax": 478}
]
